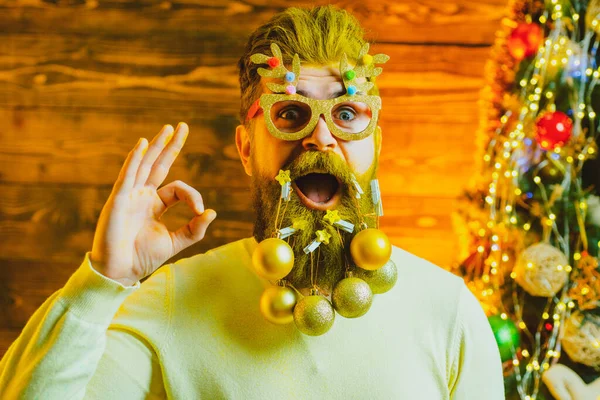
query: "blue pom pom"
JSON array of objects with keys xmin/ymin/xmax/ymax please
[
  {"xmin": 347, "ymin": 85, "xmax": 357, "ymax": 95},
  {"xmin": 285, "ymin": 72, "xmax": 295, "ymax": 83}
]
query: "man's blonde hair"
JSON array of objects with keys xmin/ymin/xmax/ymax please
[{"xmin": 237, "ymin": 6, "xmax": 373, "ymax": 126}]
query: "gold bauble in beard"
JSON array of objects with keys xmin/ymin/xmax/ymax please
[
  {"xmin": 259, "ymin": 286, "xmax": 297, "ymax": 325},
  {"xmin": 350, "ymin": 228, "xmax": 392, "ymax": 271},
  {"xmin": 332, "ymin": 277, "xmax": 373, "ymax": 318},
  {"xmin": 252, "ymin": 238, "xmax": 294, "ymax": 280},
  {"xmin": 353, "ymin": 260, "xmax": 398, "ymax": 294},
  {"xmin": 293, "ymin": 294, "xmax": 335, "ymax": 336}
]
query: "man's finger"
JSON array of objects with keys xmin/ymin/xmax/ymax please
[
  {"xmin": 146, "ymin": 122, "xmax": 189, "ymax": 188},
  {"xmin": 134, "ymin": 124, "xmax": 175, "ymax": 187},
  {"xmin": 155, "ymin": 180, "xmax": 205, "ymax": 218},
  {"xmin": 169, "ymin": 209, "xmax": 217, "ymax": 255},
  {"xmin": 113, "ymin": 137, "xmax": 148, "ymax": 194}
]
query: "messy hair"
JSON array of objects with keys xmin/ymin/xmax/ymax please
[{"xmin": 237, "ymin": 5, "xmax": 373, "ymax": 126}]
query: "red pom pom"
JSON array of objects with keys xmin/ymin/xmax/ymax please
[
  {"xmin": 508, "ymin": 23, "xmax": 544, "ymax": 61},
  {"xmin": 267, "ymin": 57, "xmax": 280, "ymax": 68},
  {"xmin": 535, "ymin": 111, "xmax": 573, "ymax": 150}
]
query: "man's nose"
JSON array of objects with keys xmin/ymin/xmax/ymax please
[{"xmin": 302, "ymin": 116, "xmax": 337, "ymax": 151}]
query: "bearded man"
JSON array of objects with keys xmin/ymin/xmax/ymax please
[{"xmin": 0, "ymin": 6, "xmax": 504, "ymax": 399}]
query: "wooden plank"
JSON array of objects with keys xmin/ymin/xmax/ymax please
[{"xmin": 0, "ymin": 0, "xmax": 505, "ymax": 45}]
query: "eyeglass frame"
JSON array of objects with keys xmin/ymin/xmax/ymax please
[{"xmin": 246, "ymin": 92, "xmax": 382, "ymax": 142}]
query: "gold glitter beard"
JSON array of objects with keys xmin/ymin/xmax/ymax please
[{"xmin": 251, "ymin": 151, "xmax": 377, "ymax": 292}]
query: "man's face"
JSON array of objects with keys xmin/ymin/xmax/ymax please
[
  {"xmin": 236, "ymin": 64, "xmax": 381, "ymax": 291},
  {"xmin": 247, "ymin": 64, "xmax": 377, "ymax": 192}
]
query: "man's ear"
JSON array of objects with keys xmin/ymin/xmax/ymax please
[
  {"xmin": 235, "ymin": 124, "xmax": 252, "ymax": 176},
  {"xmin": 375, "ymin": 125, "xmax": 383, "ymax": 157}
]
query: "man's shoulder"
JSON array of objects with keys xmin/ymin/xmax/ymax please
[{"xmin": 390, "ymin": 244, "xmax": 465, "ymax": 297}]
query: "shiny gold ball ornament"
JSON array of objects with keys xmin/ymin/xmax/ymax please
[
  {"xmin": 293, "ymin": 293, "xmax": 335, "ymax": 336},
  {"xmin": 259, "ymin": 286, "xmax": 297, "ymax": 325},
  {"xmin": 332, "ymin": 277, "xmax": 373, "ymax": 318},
  {"xmin": 353, "ymin": 259, "xmax": 398, "ymax": 294},
  {"xmin": 252, "ymin": 238, "xmax": 295, "ymax": 280},
  {"xmin": 350, "ymin": 228, "xmax": 392, "ymax": 271},
  {"xmin": 513, "ymin": 242, "xmax": 569, "ymax": 297}
]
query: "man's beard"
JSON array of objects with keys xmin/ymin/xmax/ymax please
[{"xmin": 251, "ymin": 151, "xmax": 377, "ymax": 293}]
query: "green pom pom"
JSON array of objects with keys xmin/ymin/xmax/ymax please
[{"xmin": 344, "ymin": 70, "xmax": 356, "ymax": 80}]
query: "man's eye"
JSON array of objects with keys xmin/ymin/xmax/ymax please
[
  {"xmin": 335, "ymin": 108, "xmax": 356, "ymax": 121},
  {"xmin": 278, "ymin": 107, "xmax": 302, "ymax": 120}
]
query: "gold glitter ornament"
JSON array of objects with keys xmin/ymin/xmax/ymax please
[
  {"xmin": 293, "ymin": 292, "xmax": 335, "ymax": 336},
  {"xmin": 252, "ymin": 238, "xmax": 294, "ymax": 280},
  {"xmin": 259, "ymin": 286, "xmax": 297, "ymax": 325},
  {"xmin": 332, "ymin": 277, "xmax": 373, "ymax": 318},
  {"xmin": 513, "ymin": 242, "xmax": 569, "ymax": 297},
  {"xmin": 353, "ymin": 259, "xmax": 398, "ymax": 294},
  {"xmin": 350, "ymin": 228, "xmax": 392, "ymax": 271}
]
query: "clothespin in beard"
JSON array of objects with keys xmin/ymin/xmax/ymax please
[
  {"xmin": 277, "ymin": 219, "xmax": 308, "ymax": 240},
  {"xmin": 351, "ymin": 174, "xmax": 364, "ymax": 199},
  {"xmin": 276, "ymin": 169, "xmax": 292, "ymax": 201},
  {"xmin": 303, "ymin": 230, "xmax": 332, "ymax": 254},
  {"xmin": 370, "ymin": 179, "xmax": 383, "ymax": 216},
  {"xmin": 323, "ymin": 210, "xmax": 354, "ymax": 233}
]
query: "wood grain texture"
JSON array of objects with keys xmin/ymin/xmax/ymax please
[{"xmin": 0, "ymin": 0, "xmax": 504, "ymax": 357}]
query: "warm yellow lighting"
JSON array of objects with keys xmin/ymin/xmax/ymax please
[
  {"xmin": 543, "ymin": 312, "xmax": 550, "ymax": 319},
  {"xmin": 502, "ymin": 254, "xmax": 509, "ymax": 262},
  {"xmin": 574, "ymin": 253, "xmax": 581, "ymax": 261},
  {"xmin": 567, "ymin": 156, "xmax": 574, "ymax": 163},
  {"xmin": 523, "ymin": 223, "xmax": 531, "ymax": 231},
  {"xmin": 510, "ymin": 216, "xmax": 517, "ymax": 224},
  {"xmin": 568, "ymin": 301, "xmax": 575, "ymax": 308},
  {"xmin": 565, "ymin": 265, "xmax": 572, "ymax": 272},
  {"xmin": 515, "ymin": 188, "xmax": 522, "ymax": 195},
  {"xmin": 527, "ymin": 262, "xmax": 534, "ymax": 269},
  {"xmin": 534, "ymin": 176, "xmax": 541, "ymax": 184},
  {"xmin": 477, "ymin": 246, "xmax": 485, "ymax": 253},
  {"xmin": 500, "ymin": 313, "xmax": 507, "ymax": 319},
  {"xmin": 522, "ymin": 349, "xmax": 530, "ymax": 358},
  {"xmin": 582, "ymin": 287, "xmax": 590, "ymax": 295},
  {"xmin": 510, "ymin": 271, "xmax": 517, "ymax": 279}
]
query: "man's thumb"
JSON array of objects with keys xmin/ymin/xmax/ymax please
[{"xmin": 170, "ymin": 209, "xmax": 217, "ymax": 254}]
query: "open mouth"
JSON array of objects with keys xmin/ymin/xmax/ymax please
[{"xmin": 292, "ymin": 172, "xmax": 342, "ymax": 210}]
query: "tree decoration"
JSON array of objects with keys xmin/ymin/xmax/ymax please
[
  {"xmin": 293, "ymin": 290, "xmax": 335, "ymax": 336},
  {"xmin": 332, "ymin": 276, "xmax": 373, "ymax": 318},
  {"xmin": 252, "ymin": 238, "xmax": 295, "ymax": 280},
  {"xmin": 259, "ymin": 285, "xmax": 297, "ymax": 325},
  {"xmin": 513, "ymin": 242, "xmax": 569, "ymax": 297},
  {"xmin": 350, "ymin": 228, "xmax": 392, "ymax": 271},
  {"xmin": 507, "ymin": 22, "xmax": 543, "ymax": 61},
  {"xmin": 488, "ymin": 314, "xmax": 521, "ymax": 362},
  {"xmin": 535, "ymin": 111, "xmax": 573, "ymax": 151},
  {"xmin": 561, "ymin": 311, "xmax": 600, "ymax": 368},
  {"xmin": 353, "ymin": 259, "xmax": 398, "ymax": 294}
]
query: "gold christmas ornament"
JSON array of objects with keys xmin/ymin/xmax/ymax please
[
  {"xmin": 252, "ymin": 238, "xmax": 295, "ymax": 280},
  {"xmin": 293, "ymin": 293, "xmax": 335, "ymax": 336},
  {"xmin": 562, "ymin": 311, "xmax": 600, "ymax": 368},
  {"xmin": 353, "ymin": 259, "xmax": 398, "ymax": 294},
  {"xmin": 332, "ymin": 277, "xmax": 373, "ymax": 318},
  {"xmin": 513, "ymin": 242, "xmax": 569, "ymax": 297},
  {"xmin": 350, "ymin": 228, "xmax": 392, "ymax": 270},
  {"xmin": 259, "ymin": 286, "xmax": 297, "ymax": 325}
]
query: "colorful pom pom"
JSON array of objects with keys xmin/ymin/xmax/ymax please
[
  {"xmin": 267, "ymin": 57, "xmax": 280, "ymax": 68},
  {"xmin": 344, "ymin": 70, "xmax": 356, "ymax": 80},
  {"xmin": 347, "ymin": 85, "xmax": 357, "ymax": 95},
  {"xmin": 362, "ymin": 54, "xmax": 373, "ymax": 65},
  {"xmin": 285, "ymin": 85, "xmax": 296, "ymax": 95},
  {"xmin": 285, "ymin": 72, "xmax": 295, "ymax": 82}
]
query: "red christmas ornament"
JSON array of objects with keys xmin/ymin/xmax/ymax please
[
  {"xmin": 507, "ymin": 23, "xmax": 544, "ymax": 61},
  {"xmin": 535, "ymin": 111, "xmax": 573, "ymax": 150},
  {"xmin": 267, "ymin": 57, "xmax": 280, "ymax": 68}
]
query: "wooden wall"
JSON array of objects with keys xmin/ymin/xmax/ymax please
[{"xmin": 0, "ymin": 0, "xmax": 506, "ymax": 357}]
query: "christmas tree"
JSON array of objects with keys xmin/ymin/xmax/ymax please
[{"xmin": 452, "ymin": 0, "xmax": 600, "ymax": 398}]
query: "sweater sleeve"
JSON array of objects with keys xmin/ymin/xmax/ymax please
[
  {"xmin": 0, "ymin": 251, "xmax": 166, "ymax": 399},
  {"xmin": 448, "ymin": 285, "xmax": 505, "ymax": 399}
]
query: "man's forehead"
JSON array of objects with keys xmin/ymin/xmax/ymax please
[{"xmin": 261, "ymin": 64, "xmax": 346, "ymax": 100}]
